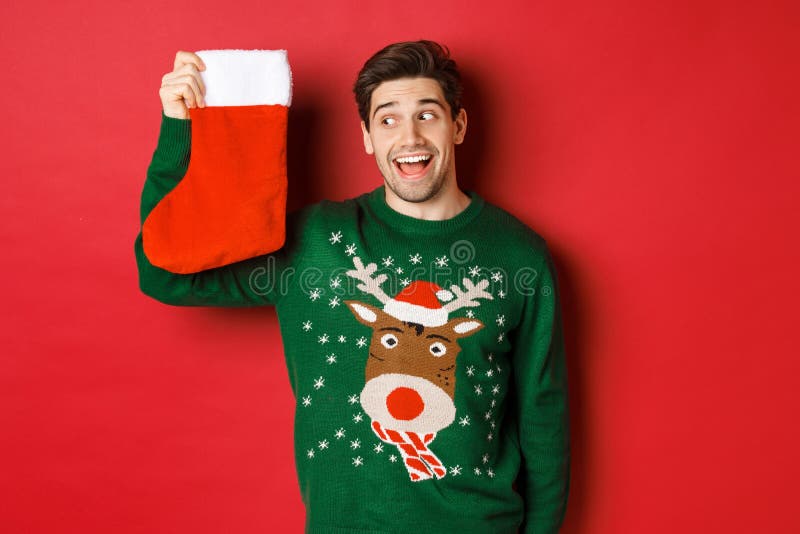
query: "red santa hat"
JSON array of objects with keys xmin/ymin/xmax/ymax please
[{"xmin": 382, "ymin": 281, "xmax": 454, "ymax": 327}]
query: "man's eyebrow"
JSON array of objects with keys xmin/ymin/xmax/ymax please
[
  {"xmin": 371, "ymin": 98, "xmax": 447, "ymax": 119},
  {"xmin": 417, "ymin": 98, "xmax": 446, "ymax": 110}
]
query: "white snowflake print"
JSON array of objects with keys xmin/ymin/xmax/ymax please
[
  {"xmin": 309, "ymin": 288, "xmax": 322, "ymax": 301},
  {"xmin": 395, "ymin": 266, "xmax": 404, "ymax": 274},
  {"xmin": 352, "ymin": 456, "xmax": 363, "ymax": 467},
  {"xmin": 491, "ymin": 271, "xmax": 503, "ymax": 282},
  {"xmin": 338, "ymin": 335, "xmax": 347, "ymax": 343},
  {"xmin": 329, "ymin": 296, "xmax": 341, "ymax": 308},
  {"xmin": 496, "ymin": 363, "xmax": 502, "ymax": 374},
  {"xmin": 458, "ymin": 415, "xmax": 471, "ymax": 427},
  {"xmin": 350, "ymin": 439, "xmax": 361, "ymax": 450},
  {"xmin": 487, "ymin": 468, "xmax": 495, "ymax": 478},
  {"xmin": 345, "ymin": 243, "xmax": 357, "ymax": 256},
  {"xmin": 497, "ymin": 289, "xmax": 507, "ymax": 299},
  {"xmin": 486, "ymin": 369, "xmax": 494, "ymax": 378},
  {"xmin": 353, "ymin": 413, "xmax": 364, "ymax": 423},
  {"xmin": 335, "ymin": 428, "xmax": 346, "ymax": 439},
  {"xmin": 329, "ymin": 231, "xmax": 343, "ymax": 244},
  {"xmin": 490, "ymin": 420, "xmax": 496, "ymax": 429},
  {"xmin": 381, "ymin": 256, "xmax": 394, "ymax": 267},
  {"xmin": 449, "ymin": 465, "xmax": 463, "ymax": 476},
  {"xmin": 485, "ymin": 410, "xmax": 493, "ymax": 421},
  {"xmin": 482, "ymin": 453, "xmax": 490, "ymax": 464},
  {"xmin": 302, "ymin": 321, "xmax": 312, "ymax": 332},
  {"xmin": 487, "ymin": 432, "xmax": 494, "ymax": 441},
  {"xmin": 475, "ymin": 385, "xmax": 483, "ymax": 396},
  {"xmin": 307, "ymin": 449, "xmax": 315, "ymax": 459},
  {"xmin": 465, "ymin": 310, "xmax": 475, "ymax": 318},
  {"xmin": 468, "ymin": 265, "xmax": 481, "ymax": 277},
  {"xmin": 347, "ymin": 394, "xmax": 359, "ymax": 405},
  {"xmin": 466, "ymin": 365, "xmax": 475, "ymax": 377},
  {"xmin": 492, "ymin": 384, "xmax": 501, "ymax": 396},
  {"xmin": 400, "ymin": 277, "xmax": 411, "ymax": 287},
  {"xmin": 497, "ymin": 332, "xmax": 505, "ymax": 343},
  {"xmin": 318, "ymin": 440, "xmax": 329, "ymax": 450},
  {"xmin": 488, "ymin": 353, "xmax": 494, "ymax": 362},
  {"xmin": 474, "ymin": 467, "xmax": 482, "ymax": 476},
  {"xmin": 318, "ymin": 334, "xmax": 329, "ymax": 344},
  {"xmin": 373, "ymin": 443, "xmax": 384, "ymax": 453},
  {"xmin": 496, "ymin": 314, "xmax": 506, "ymax": 327},
  {"xmin": 301, "ymin": 396, "xmax": 311, "ymax": 407},
  {"xmin": 490, "ymin": 399, "xmax": 497, "ymax": 408},
  {"xmin": 325, "ymin": 354, "xmax": 337, "ymax": 365},
  {"xmin": 409, "ymin": 253, "xmax": 422, "ymax": 264},
  {"xmin": 330, "ymin": 277, "xmax": 342, "ymax": 289},
  {"xmin": 356, "ymin": 336, "xmax": 367, "ymax": 348},
  {"xmin": 313, "ymin": 376, "xmax": 325, "ymax": 390},
  {"xmin": 434, "ymin": 255, "xmax": 449, "ymax": 267},
  {"xmin": 389, "ymin": 454, "xmax": 398, "ymax": 463}
]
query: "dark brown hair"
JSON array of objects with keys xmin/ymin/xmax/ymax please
[{"xmin": 354, "ymin": 40, "xmax": 463, "ymax": 132}]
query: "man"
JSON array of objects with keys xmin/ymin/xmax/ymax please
[{"xmin": 137, "ymin": 41, "xmax": 570, "ymax": 533}]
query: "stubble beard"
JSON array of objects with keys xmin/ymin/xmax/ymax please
[{"xmin": 378, "ymin": 149, "xmax": 448, "ymax": 204}]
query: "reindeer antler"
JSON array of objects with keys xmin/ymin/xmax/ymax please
[
  {"xmin": 345, "ymin": 256, "xmax": 391, "ymax": 304},
  {"xmin": 442, "ymin": 278, "xmax": 494, "ymax": 313}
]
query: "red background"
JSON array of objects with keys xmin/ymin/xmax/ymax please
[{"xmin": 2, "ymin": 1, "xmax": 798, "ymax": 532}]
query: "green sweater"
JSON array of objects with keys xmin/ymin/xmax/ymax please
[{"xmin": 135, "ymin": 113, "xmax": 570, "ymax": 534}]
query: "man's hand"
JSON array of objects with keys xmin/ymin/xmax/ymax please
[{"xmin": 159, "ymin": 51, "xmax": 207, "ymax": 120}]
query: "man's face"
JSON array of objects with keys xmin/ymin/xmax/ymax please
[{"xmin": 361, "ymin": 77, "xmax": 467, "ymax": 204}]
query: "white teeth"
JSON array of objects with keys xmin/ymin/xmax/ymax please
[{"xmin": 395, "ymin": 155, "xmax": 431, "ymax": 163}]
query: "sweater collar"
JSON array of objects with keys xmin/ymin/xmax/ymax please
[{"xmin": 366, "ymin": 184, "xmax": 484, "ymax": 235}]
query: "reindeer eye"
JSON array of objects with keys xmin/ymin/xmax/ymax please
[
  {"xmin": 429, "ymin": 342, "xmax": 447, "ymax": 357},
  {"xmin": 381, "ymin": 333, "xmax": 399, "ymax": 349}
]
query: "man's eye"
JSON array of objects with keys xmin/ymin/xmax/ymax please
[
  {"xmin": 420, "ymin": 112, "xmax": 435, "ymax": 120},
  {"xmin": 381, "ymin": 117, "xmax": 396, "ymax": 126}
]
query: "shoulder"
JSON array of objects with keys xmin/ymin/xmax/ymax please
[
  {"xmin": 289, "ymin": 193, "xmax": 366, "ymax": 230},
  {"xmin": 284, "ymin": 194, "xmax": 369, "ymax": 254},
  {"xmin": 476, "ymin": 197, "xmax": 551, "ymax": 261},
  {"xmin": 476, "ymin": 198, "xmax": 562, "ymax": 305},
  {"xmin": 287, "ymin": 194, "xmax": 362, "ymax": 223}
]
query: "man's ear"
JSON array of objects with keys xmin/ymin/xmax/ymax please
[
  {"xmin": 453, "ymin": 108, "xmax": 467, "ymax": 145},
  {"xmin": 361, "ymin": 121, "xmax": 374, "ymax": 155}
]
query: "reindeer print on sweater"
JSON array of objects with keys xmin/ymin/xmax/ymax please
[
  {"xmin": 344, "ymin": 256, "xmax": 491, "ymax": 481},
  {"xmin": 295, "ymin": 227, "xmax": 519, "ymax": 487}
]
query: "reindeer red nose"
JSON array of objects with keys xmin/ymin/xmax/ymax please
[{"xmin": 385, "ymin": 387, "xmax": 424, "ymax": 420}]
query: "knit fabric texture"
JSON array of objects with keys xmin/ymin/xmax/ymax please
[{"xmin": 135, "ymin": 113, "xmax": 571, "ymax": 534}]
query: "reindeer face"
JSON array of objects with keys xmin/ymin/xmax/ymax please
[{"xmin": 346, "ymin": 300, "xmax": 483, "ymax": 433}]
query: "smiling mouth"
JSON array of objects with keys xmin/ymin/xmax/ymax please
[
  {"xmin": 369, "ymin": 352, "xmax": 385, "ymax": 362},
  {"xmin": 393, "ymin": 153, "xmax": 433, "ymax": 179}
]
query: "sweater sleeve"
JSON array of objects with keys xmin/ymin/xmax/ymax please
[
  {"xmin": 133, "ymin": 112, "xmax": 311, "ymax": 307},
  {"xmin": 511, "ymin": 245, "xmax": 571, "ymax": 533}
]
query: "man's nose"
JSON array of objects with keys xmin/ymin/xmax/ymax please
[{"xmin": 399, "ymin": 120, "xmax": 424, "ymax": 147}]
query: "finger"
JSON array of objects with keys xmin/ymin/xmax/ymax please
[
  {"xmin": 173, "ymin": 50, "xmax": 206, "ymax": 73},
  {"xmin": 173, "ymin": 50, "xmax": 206, "ymax": 72},
  {"xmin": 162, "ymin": 76, "xmax": 203, "ymax": 107},
  {"xmin": 164, "ymin": 65, "xmax": 206, "ymax": 102},
  {"xmin": 177, "ymin": 83, "xmax": 197, "ymax": 108},
  {"xmin": 174, "ymin": 63, "xmax": 206, "ymax": 97},
  {"xmin": 161, "ymin": 81, "xmax": 197, "ymax": 108}
]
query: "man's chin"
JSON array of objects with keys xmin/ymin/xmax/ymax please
[{"xmin": 384, "ymin": 176, "xmax": 443, "ymax": 204}]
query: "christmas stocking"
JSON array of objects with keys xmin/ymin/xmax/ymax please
[{"xmin": 143, "ymin": 49, "xmax": 292, "ymax": 274}]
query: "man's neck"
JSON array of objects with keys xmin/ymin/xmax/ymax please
[{"xmin": 384, "ymin": 180, "xmax": 471, "ymax": 221}]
